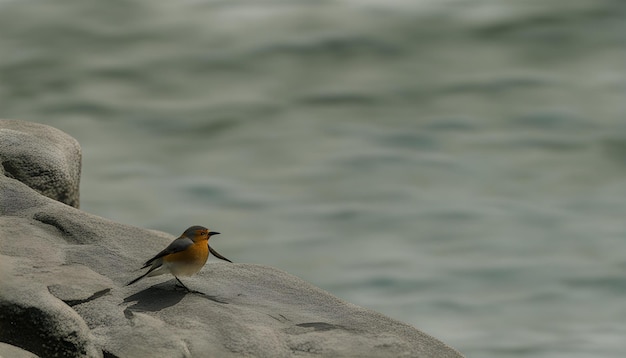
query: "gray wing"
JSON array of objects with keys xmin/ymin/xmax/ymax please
[{"xmin": 141, "ymin": 236, "xmax": 194, "ymax": 268}]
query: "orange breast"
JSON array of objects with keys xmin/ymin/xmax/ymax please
[{"xmin": 163, "ymin": 240, "xmax": 209, "ymax": 276}]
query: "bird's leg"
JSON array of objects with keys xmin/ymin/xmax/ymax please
[{"xmin": 174, "ymin": 276, "xmax": 191, "ymax": 292}]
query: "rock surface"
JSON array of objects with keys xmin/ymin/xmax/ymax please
[
  {"xmin": 0, "ymin": 342, "xmax": 39, "ymax": 358},
  {"xmin": 0, "ymin": 120, "xmax": 464, "ymax": 358},
  {"xmin": 0, "ymin": 119, "xmax": 81, "ymax": 208}
]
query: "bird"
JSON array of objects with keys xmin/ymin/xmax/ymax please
[{"xmin": 126, "ymin": 225, "xmax": 232, "ymax": 290}]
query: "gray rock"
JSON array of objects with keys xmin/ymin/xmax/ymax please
[
  {"xmin": 0, "ymin": 120, "xmax": 464, "ymax": 358},
  {"xmin": 0, "ymin": 119, "xmax": 81, "ymax": 208},
  {"xmin": 0, "ymin": 342, "xmax": 40, "ymax": 358}
]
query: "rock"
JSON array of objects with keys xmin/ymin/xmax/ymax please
[
  {"xmin": 0, "ymin": 119, "xmax": 81, "ymax": 208},
  {"xmin": 0, "ymin": 342, "xmax": 39, "ymax": 358},
  {"xmin": 0, "ymin": 255, "xmax": 101, "ymax": 358},
  {"xmin": 0, "ymin": 120, "xmax": 464, "ymax": 358}
]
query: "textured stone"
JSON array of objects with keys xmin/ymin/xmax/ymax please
[
  {"xmin": 0, "ymin": 342, "xmax": 40, "ymax": 358},
  {"xmin": 0, "ymin": 119, "xmax": 81, "ymax": 208},
  {"xmin": 0, "ymin": 120, "xmax": 464, "ymax": 358}
]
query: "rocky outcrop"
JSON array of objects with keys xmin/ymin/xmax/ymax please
[
  {"xmin": 0, "ymin": 120, "xmax": 463, "ymax": 357},
  {"xmin": 0, "ymin": 120, "xmax": 81, "ymax": 208}
]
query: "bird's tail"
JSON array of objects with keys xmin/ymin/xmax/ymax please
[
  {"xmin": 209, "ymin": 245, "xmax": 232, "ymax": 263},
  {"xmin": 126, "ymin": 270, "xmax": 151, "ymax": 286}
]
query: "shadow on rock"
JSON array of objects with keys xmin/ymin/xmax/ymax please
[{"xmin": 123, "ymin": 281, "xmax": 227, "ymax": 312}]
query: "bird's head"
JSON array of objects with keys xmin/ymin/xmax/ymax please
[{"xmin": 183, "ymin": 225, "xmax": 220, "ymax": 242}]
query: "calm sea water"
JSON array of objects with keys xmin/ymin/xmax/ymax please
[{"xmin": 2, "ymin": 1, "xmax": 625, "ymax": 356}]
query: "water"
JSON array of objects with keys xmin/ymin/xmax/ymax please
[{"xmin": 1, "ymin": 1, "xmax": 625, "ymax": 356}]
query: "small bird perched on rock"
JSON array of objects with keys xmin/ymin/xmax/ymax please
[{"xmin": 126, "ymin": 225, "xmax": 231, "ymax": 290}]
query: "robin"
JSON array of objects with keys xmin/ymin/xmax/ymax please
[{"xmin": 126, "ymin": 225, "xmax": 232, "ymax": 290}]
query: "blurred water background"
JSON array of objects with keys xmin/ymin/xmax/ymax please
[{"xmin": 1, "ymin": 0, "xmax": 625, "ymax": 356}]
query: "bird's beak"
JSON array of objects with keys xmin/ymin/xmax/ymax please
[{"xmin": 209, "ymin": 231, "xmax": 220, "ymax": 236}]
